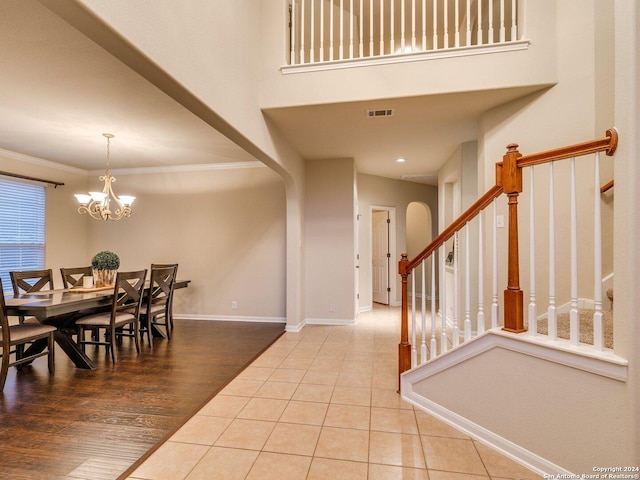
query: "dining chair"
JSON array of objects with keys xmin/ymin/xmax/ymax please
[
  {"xmin": 0, "ymin": 278, "xmax": 56, "ymax": 392},
  {"xmin": 10, "ymin": 269, "xmax": 55, "ymax": 325},
  {"xmin": 139, "ymin": 264, "xmax": 178, "ymax": 346},
  {"xmin": 60, "ymin": 266, "xmax": 93, "ymax": 289},
  {"xmin": 75, "ymin": 269, "xmax": 147, "ymax": 364}
]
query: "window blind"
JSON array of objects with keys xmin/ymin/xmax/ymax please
[{"xmin": 0, "ymin": 178, "xmax": 46, "ymax": 291}]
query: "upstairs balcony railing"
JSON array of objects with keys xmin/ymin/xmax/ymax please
[{"xmin": 288, "ymin": 0, "xmax": 520, "ymax": 67}]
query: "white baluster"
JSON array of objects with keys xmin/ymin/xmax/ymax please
[
  {"xmin": 500, "ymin": 0, "xmax": 506, "ymax": 42},
  {"xmin": 380, "ymin": 0, "xmax": 384, "ymax": 54},
  {"xmin": 454, "ymin": 0, "xmax": 460, "ymax": 47},
  {"xmin": 511, "ymin": 0, "xmax": 517, "ymax": 40},
  {"xmin": 453, "ymin": 231, "xmax": 459, "ymax": 347},
  {"xmin": 478, "ymin": 210, "xmax": 485, "ymax": 334},
  {"xmin": 464, "ymin": 223, "xmax": 471, "ymax": 341},
  {"xmin": 466, "ymin": 0, "xmax": 471, "ymax": 46},
  {"xmin": 488, "ymin": 0, "xmax": 494, "ymax": 44},
  {"xmin": 291, "ymin": 0, "xmax": 297, "ymax": 64},
  {"xmin": 390, "ymin": 0, "xmax": 395, "ymax": 53},
  {"xmin": 430, "ymin": 253, "xmax": 437, "ymax": 358},
  {"xmin": 359, "ymin": 0, "xmax": 364, "ymax": 57},
  {"xmin": 548, "ymin": 162, "xmax": 557, "ymax": 340},
  {"xmin": 593, "ymin": 152, "xmax": 604, "ymax": 350},
  {"xmin": 310, "ymin": 0, "xmax": 315, "ymax": 63},
  {"xmin": 300, "ymin": 0, "xmax": 305, "ymax": 63},
  {"xmin": 339, "ymin": 0, "xmax": 344, "ymax": 60},
  {"xmin": 443, "ymin": 0, "xmax": 449, "ymax": 48},
  {"xmin": 400, "ymin": 0, "xmax": 405, "ymax": 52},
  {"xmin": 529, "ymin": 166, "xmax": 537, "ymax": 335},
  {"xmin": 421, "ymin": 0, "xmax": 425, "ymax": 50},
  {"xmin": 320, "ymin": 0, "xmax": 325, "ymax": 61},
  {"xmin": 369, "ymin": 0, "xmax": 374, "ymax": 56},
  {"xmin": 412, "ymin": 0, "xmax": 417, "ymax": 51},
  {"xmin": 570, "ymin": 157, "xmax": 579, "ymax": 345},
  {"xmin": 432, "ymin": 0, "xmax": 438, "ymax": 50},
  {"xmin": 492, "ymin": 199, "xmax": 499, "ymax": 328},
  {"xmin": 421, "ymin": 259, "xmax": 427, "ymax": 363},
  {"xmin": 440, "ymin": 243, "xmax": 448, "ymax": 353},
  {"xmin": 349, "ymin": 0, "xmax": 354, "ymax": 59},
  {"xmin": 330, "ymin": 0, "xmax": 334, "ymax": 59},
  {"xmin": 411, "ymin": 270, "xmax": 417, "ymax": 366},
  {"xmin": 477, "ymin": 0, "xmax": 482, "ymax": 45}
]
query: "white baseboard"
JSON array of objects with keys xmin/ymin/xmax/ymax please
[
  {"xmin": 305, "ymin": 317, "xmax": 357, "ymax": 326},
  {"xmin": 176, "ymin": 314, "xmax": 286, "ymax": 324},
  {"xmin": 401, "ymin": 390, "xmax": 571, "ymax": 477}
]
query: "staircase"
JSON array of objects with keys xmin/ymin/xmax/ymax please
[{"xmin": 398, "ymin": 130, "xmax": 629, "ymax": 475}]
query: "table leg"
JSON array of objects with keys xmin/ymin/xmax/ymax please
[
  {"xmin": 54, "ymin": 331, "xmax": 96, "ymax": 370},
  {"xmin": 20, "ymin": 331, "xmax": 94, "ymax": 370}
]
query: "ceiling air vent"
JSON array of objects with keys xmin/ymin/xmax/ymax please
[{"xmin": 366, "ymin": 109, "xmax": 394, "ymax": 118}]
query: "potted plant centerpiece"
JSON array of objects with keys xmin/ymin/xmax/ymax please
[{"xmin": 91, "ymin": 250, "xmax": 120, "ymax": 287}]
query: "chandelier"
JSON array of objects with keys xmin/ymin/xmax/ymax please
[{"xmin": 74, "ymin": 133, "xmax": 135, "ymax": 221}]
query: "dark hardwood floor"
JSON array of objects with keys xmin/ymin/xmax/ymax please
[{"xmin": 0, "ymin": 319, "xmax": 285, "ymax": 480}]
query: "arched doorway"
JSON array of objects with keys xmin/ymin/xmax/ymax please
[{"xmin": 406, "ymin": 201, "xmax": 433, "ymax": 300}]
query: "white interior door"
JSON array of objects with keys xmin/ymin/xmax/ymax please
[{"xmin": 372, "ymin": 210, "xmax": 390, "ymax": 304}]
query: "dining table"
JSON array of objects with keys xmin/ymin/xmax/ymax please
[{"xmin": 4, "ymin": 279, "xmax": 190, "ymax": 370}]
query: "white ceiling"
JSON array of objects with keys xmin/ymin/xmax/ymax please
[{"xmin": 1, "ymin": 1, "xmax": 541, "ymax": 184}]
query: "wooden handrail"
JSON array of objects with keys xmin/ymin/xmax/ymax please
[
  {"xmin": 516, "ymin": 128, "xmax": 618, "ymax": 168},
  {"xmin": 601, "ymin": 180, "xmax": 614, "ymax": 193}
]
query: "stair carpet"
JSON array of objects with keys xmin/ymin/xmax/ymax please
[{"xmin": 535, "ymin": 308, "xmax": 613, "ymax": 349}]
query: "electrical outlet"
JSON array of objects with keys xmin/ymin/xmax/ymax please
[
  {"xmin": 329, "ymin": 304, "xmax": 335, "ymax": 312},
  {"xmin": 496, "ymin": 215, "xmax": 505, "ymax": 228},
  {"xmin": 231, "ymin": 301, "xmax": 237, "ymax": 309}
]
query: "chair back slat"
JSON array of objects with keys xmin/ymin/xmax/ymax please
[
  {"xmin": 10, "ymin": 269, "xmax": 54, "ymax": 295},
  {"xmin": 148, "ymin": 266, "xmax": 177, "ymax": 308},
  {"xmin": 60, "ymin": 267, "xmax": 93, "ymax": 289},
  {"xmin": 0, "ymin": 277, "xmax": 56, "ymax": 391},
  {"xmin": 112, "ymin": 270, "xmax": 147, "ymax": 320}
]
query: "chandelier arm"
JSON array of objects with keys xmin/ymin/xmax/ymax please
[{"xmin": 75, "ymin": 133, "xmax": 134, "ymax": 221}]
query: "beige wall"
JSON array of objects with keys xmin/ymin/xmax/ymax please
[
  {"xmin": 304, "ymin": 158, "xmax": 356, "ymax": 324},
  {"xmin": 357, "ymin": 173, "xmax": 438, "ymax": 308},
  {"xmin": 479, "ymin": 0, "xmax": 613, "ymax": 315},
  {"xmin": 83, "ymin": 167, "xmax": 287, "ymax": 320}
]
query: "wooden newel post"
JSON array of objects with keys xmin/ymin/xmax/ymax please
[
  {"xmin": 501, "ymin": 144, "xmax": 526, "ymax": 333},
  {"xmin": 398, "ymin": 253, "xmax": 411, "ymax": 392}
]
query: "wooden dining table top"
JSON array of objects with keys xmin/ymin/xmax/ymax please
[
  {"xmin": 4, "ymin": 279, "xmax": 190, "ymax": 370},
  {"xmin": 5, "ymin": 279, "xmax": 190, "ymax": 321}
]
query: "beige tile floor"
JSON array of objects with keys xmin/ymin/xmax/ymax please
[{"xmin": 127, "ymin": 306, "xmax": 539, "ymax": 480}]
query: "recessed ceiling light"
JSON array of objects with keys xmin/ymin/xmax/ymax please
[{"xmin": 396, "ymin": 157, "xmax": 406, "ymax": 163}]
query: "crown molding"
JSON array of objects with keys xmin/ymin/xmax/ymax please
[
  {"xmin": 0, "ymin": 147, "xmax": 87, "ymax": 175},
  {"xmin": 0, "ymin": 147, "xmax": 266, "ymax": 176}
]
